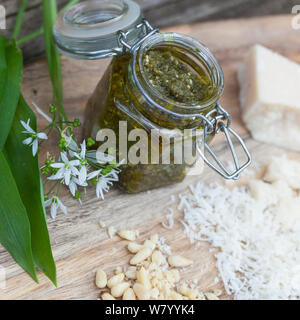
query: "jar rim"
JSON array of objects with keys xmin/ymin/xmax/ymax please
[
  {"xmin": 53, "ymin": 0, "xmax": 142, "ymax": 59},
  {"xmin": 131, "ymin": 32, "xmax": 224, "ymax": 116}
]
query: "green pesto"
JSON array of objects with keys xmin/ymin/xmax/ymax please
[
  {"xmin": 143, "ymin": 47, "xmax": 214, "ymax": 105},
  {"xmin": 85, "ymin": 47, "xmax": 216, "ymax": 193}
]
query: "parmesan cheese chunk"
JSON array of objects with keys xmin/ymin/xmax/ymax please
[
  {"xmin": 238, "ymin": 44, "xmax": 300, "ymax": 151},
  {"xmin": 272, "ymin": 197, "xmax": 300, "ymax": 230},
  {"xmin": 263, "ymin": 156, "xmax": 300, "ymax": 189},
  {"xmin": 249, "ymin": 179, "xmax": 293, "ymax": 206}
]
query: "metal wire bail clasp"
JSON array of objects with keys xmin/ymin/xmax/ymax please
[
  {"xmin": 117, "ymin": 19, "xmax": 159, "ymax": 54},
  {"xmin": 197, "ymin": 103, "xmax": 251, "ymax": 180}
]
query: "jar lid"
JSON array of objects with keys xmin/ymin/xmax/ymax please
[{"xmin": 53, "ymin": 0, "xmax": 143, "ymax": 59}]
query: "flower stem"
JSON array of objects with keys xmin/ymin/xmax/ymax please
[
  {"xmin": 15, "ymin": 0, "xmax": 79, "ymax": 46},
  {"xmin": 56, "ymin": 183, "xmax": 62, "ymax": 196},
  {"xmin": 46, "ymin": 181, "xmax": 60, "ymax": 196},
  {"xmin": 12, "ymin": 0, "xmax": 28, "ymax": 40},
  {"xmin": 16, "ymin": 27, "xmax": 43, "ymax": 46}
]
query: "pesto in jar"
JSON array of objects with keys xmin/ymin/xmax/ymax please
[
  {"xmin": 85, "ymin": 45, "xmax": 216, "ymax": 193},
  {"xmin": 143, "ymin": 47, "xmax": 214, "ymax": 105}
]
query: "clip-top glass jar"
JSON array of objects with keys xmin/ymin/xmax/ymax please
[{"xmin": 54, "ymin": 0, "xmax": 251, "ymax": 193}]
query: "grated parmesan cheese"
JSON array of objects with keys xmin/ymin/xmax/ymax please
[
  {"xmin": 162, "ymin": 208, "xmax": 175, "ymax": 230},
  {"xmin": 178, "ymin": 157, "xmax": 300, "ymax": 299},
  {"xmin": 157, "ymin": 237, "xmax": 172, "ymax": 256}
]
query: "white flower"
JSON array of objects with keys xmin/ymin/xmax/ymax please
[
  {"xmin": 21, "ymin": 119, "xmax": 48, "ymax": 156},
  {"xmin": 64, "ymin": 134, "xmax": 79, "ymax": 154},
  {"xmin": 44, "ymin": 196, "xmax": 67, "ymax": 219},
  {"xmin": 48, "ymin": 152, "xmax": 80, "ymax": 185},
  {"xmin": 69, "ymin": 176, "xmax": 87, "ymax": 197},
  {"xmin": 74, "ymin": 140, "xmax": 88, "ymax": 185},
  {"xmin": 87, "ymin": 169, "xmax": 119, "ymax": 200}
]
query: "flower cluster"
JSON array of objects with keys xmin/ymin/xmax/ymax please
[{"xmin": 21, "ymin": 103, "xmax": 120, "ymax": 219}]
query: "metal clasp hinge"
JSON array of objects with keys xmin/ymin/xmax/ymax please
[
  {"xmin": 197, "ymin": 103, "xmax": 251, "ymax": 180},
  {"xmin": 117, "ymin": 19, "xmax": 159, "ymax": 54}
]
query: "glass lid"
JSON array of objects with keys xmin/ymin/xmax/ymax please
[{"xmin": 53, "ymin": 0, "xmax": 143, "ymax": 59}]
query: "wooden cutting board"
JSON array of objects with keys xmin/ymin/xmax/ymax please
[{"xmin": 1, "ymin": 14, "xmax": 300, "ymax": 300}]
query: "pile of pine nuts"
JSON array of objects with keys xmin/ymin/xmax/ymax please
[{"xmin": 95, "ymin": 229, "xmax": 222, "ymax": 300}]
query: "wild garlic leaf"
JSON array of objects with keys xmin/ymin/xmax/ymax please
[
  {"xmin": 0, "ymin": 37, "xmax": 23, "ymax": 150},
  {"xmin": 0, "ymin": 151, "xmax": 38, "ymax": 282},
  {"xmin": 4, "ymin": 95, "xmax": 57, "ymax": 286}
]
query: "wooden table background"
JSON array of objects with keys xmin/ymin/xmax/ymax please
[{"xmin": 0, "ymin": 14, "xmax": 300, "ymax": 299}]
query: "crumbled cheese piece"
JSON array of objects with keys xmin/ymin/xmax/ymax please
[
  {"xmin": 263, "ymin": 155, "xmax": 300, "ymax": 189},
  {"xmin": 156, "ymin": 237, "xmax": 172, "ymax": 255},
  {"xmin": 272, "ymin": 197, "xmax": 300, "ymax": 230},
  {"xmin": 238, "ymin": 44, "xmax": 300, "ymax": 151},
  {"xmin": 162, "ymin": 208, "xmax": 174, "ymax": 230},
  {"xmin": 249, "ymin": 179, "xmax": 293, "ymax": 206}
]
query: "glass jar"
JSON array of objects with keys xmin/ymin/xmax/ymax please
[{"xmin": 54, "ymin": 0, "xmax": 251, "ymax": 193}]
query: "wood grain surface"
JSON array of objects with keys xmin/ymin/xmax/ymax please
[
  {"xmin": 0, "ymin": 14, "xmax": 300, "ymax": 300},
  {"xmin": 1, "ymin": 0, "xmax": 299, "ymax": 63}
]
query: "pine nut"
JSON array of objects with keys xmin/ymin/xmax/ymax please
[
  {"xmin": 150, "ymin": 234, "xmax": 159, "ymax": 245},
  {"xmin": 205, "ymin": 292, "xmax": 219, "ymax": 300},
  {"xmin": 107, "ymin": 273, "xmax": 124, "ymax": 288},
  {"xmin": 143, "ymin": 239, "xmax": 156, "ymax": 250},
  {"xmin": 150, "ymin": 287, "xmax": 159, "ymax": 299},
  {"xmin": 169, "ymin": 269, "xmax": 180, "ymax": 283},
  {"xmin": 130, "ymin": 247, "xmax": 152, "ymax": 265},
  {"xmin": 111, "ymin": 282, "xmax": 130, "ymax": 298},
  {"xmin": 123, "ymin": 287, "xmax": 136, "ymax": 300},
  {"xmin": 107, "ymin": 226, "xmax": 116, "ymax": 238},
  {"xmin": 198, "ymin": 292, "xmax": 206, "ymax": 300},
  {"xmin": 114, "ymin": 266, "xmax": 123, "ymax": 274},
  {"xmin": 180, "ymin": 284, "xmax": 189, "ymax": 296},
  {"xmin": 164, "ymin": 270, "xmax": 179, "ymax": 284},
  {"xmin": 213, "ymin": 289, "xmax": 222, "ymax": 297},
  {"xmin": 118, "ymin": 229, "xmax": 138, "ymax": 241},
  {"xmin": 98, "ymin": 220, "xmax": 106, "ymax": 228},
  {"xmin": 133, "ymin": 283, "xmax": 150, "ymax": 300},
  {"xmin": 136, "ymin": 267, "xmax": 151, "ymax": 289},
  {"xmin": 151, "ymin": 250, "xmax": 166, "ymax": 266},
  {"xmin": 128, "ymin": 242, "xmax": 143, "ymax": 253},
  {"xmin": 170, "ymin": 290, "xmax": 183, "ymax": 300},
  {"xmin": 95, "ymin": 269, "xmax": 107, "ymax": 288},
  {"xmin": 141, "ymin": 259, "xmax": 150, "ymax": 268},
  {"xmin": 161, "ymin": 283, "xmax": 171, "ymax": 298},
  {"xmin": 187, "ymin": 288, "xmax": 199, "ymax": 300},
  {"xmin": 168, "ymin": 255, "xmax": 193, "ymax": 268},
  {"xmin": 125, "ymin": 271, "xmax": 136, "ymax": 280},
  {"xmin": 101, "ymin": 292, "xmax": 115, "ymax": 300},
  {"xmin": 170, "ymin": 290, "xmax": 184, "ymax": 300},
  {"xmin": 148, "ymin": 262, "xmax": 158, "ymax": 271}
]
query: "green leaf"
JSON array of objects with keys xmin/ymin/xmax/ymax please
[
  {"xmin": 0, "ymin": 37, "xmax": 23, "ymax": 150},
  {"xmin": 0, "ymin": 152, "xmax": 38, "ymax": 282},
  {"xmin": 4, "ymin": 95, "xmax": 57, "ymax": 286}
]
